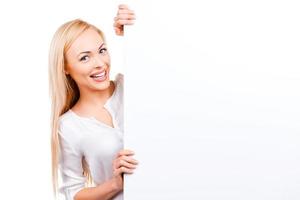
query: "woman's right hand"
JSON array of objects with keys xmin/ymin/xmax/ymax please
[
  {"xmin": 111, "ymin": 149, "xmax": 139, "ymax": 191},
  {"xmin": 113, "ymin": 4, "xmax": 136, "ymax": 36}
]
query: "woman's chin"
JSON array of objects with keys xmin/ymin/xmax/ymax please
[{"xmin": 90, "ymin": 79, "xmax": 111, "ymax": 91}]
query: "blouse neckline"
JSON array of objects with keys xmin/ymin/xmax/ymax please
[{"xmin": 69, "ymin": 79, "xmax": 119, "ymax": 130}]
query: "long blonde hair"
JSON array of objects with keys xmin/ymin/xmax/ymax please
[{"xmin": 48, "ymin": 19, "xmax": 106, "ymax": 198}]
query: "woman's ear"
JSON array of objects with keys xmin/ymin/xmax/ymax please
[
  {"xmin": 64, "ymin": 66, "xmax": 70, "ymax": 75},
  {"xmin": 65, "ymin": 69, "xmax": 70, "ymax": 75},
  {"xmin": 64, "ymin": 60, "xmax": 70, "ymax": 75}
]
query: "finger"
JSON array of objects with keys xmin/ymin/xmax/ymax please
[
  {"xmin": 116, "ymin": 166, "xmax": 134, "ymax": 175},
  {"xmin": 118, "ymin": 4, "xmax": 129, "ymax": 9},
  {"xmin": 119, "ymin": 155, "xmax": 139, "ymax": 164},
  {"xmin": 113, "ymin": 155, "xmax": 138, "ymax": 169},
  {"xmin": 116, "ymin": 159, "xmax": 138, "ymax": 169},
  {"xmin": 118, "ymin": 9, "xmax": 135, "ymax": 15},
  {"xmin": 113, "ymin": 25, "xmax": 124, "ymax": 36},
  {"xmin": 117, "ymin": 160, "xmax": 137, "ymax": 169},
  {"xmin": 113, "ymin": 167, "xmax": 125, "ymax": 176},
  {"xmin": 114, "ymin": 19, "xmax": 135, "ymax": 28},
  {"xmin": 115, "ymin": 156, "xmax": 138, "ymax": 168},
  {"xmin": 115, "ymin": 19, "xmax": 135, "ymax": 26},
  {"xmin": 113, "ymin": 166, "xmax": 133, "ymax": 176},
  {"xmin": 117, "ymin": 149, "xmax": 135, "ymax": 157},
  {"xmin": 113, "ymin": 21, "xmax": 123, "ymax": 28},
  {"xmin": 116, "ymin": 13, "xmax": 136, "ymax": 20}
]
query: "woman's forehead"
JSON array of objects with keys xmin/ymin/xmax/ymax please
[{"xmin": 68, "ymin": 28, "xmax": 104, "ymax": 55}]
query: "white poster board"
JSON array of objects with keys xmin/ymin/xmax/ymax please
[{"xmin": 124, "ymin": 1, "xmax": 300, "ymax": 199}]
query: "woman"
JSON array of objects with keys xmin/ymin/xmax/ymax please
[{"xmin": 48, "ymin": 4, "xmax": 138, "ymax": 200}]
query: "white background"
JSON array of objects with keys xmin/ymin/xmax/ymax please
[
  {"xmin": 124, "ymin": 1, "xmax": 300, "ymax": 200},
  {"xmin": 0, "ymin": 0, "xmax": 299, "ymax": 200}
]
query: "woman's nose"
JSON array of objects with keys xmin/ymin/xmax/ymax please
[{"xmin": 94, "ymin": 56, "xmax": 105, "ymax": 67}]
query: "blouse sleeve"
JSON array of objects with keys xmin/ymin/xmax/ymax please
[{"xmin": 58, "ymin": 119, "xmax": 86, "ymax": 200}]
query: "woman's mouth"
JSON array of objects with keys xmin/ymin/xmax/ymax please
[{"xmin": 90, "ymin": 70, "xmax": 107, "ymax": 82}]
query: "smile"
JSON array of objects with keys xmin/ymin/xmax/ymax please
[{"xmin": 90, "ymin": 70, "xmax": 107, "ymax": 82}]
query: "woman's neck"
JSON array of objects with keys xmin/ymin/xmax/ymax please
[{"xmin": 73, "ymin": 80, "xmax": 115, "ymax": 112}]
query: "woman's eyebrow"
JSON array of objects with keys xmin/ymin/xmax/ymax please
[
  {"xmin": 77, "ymin": 43, "xmax": 105, "ymax": 56},
  {"xmin": 98, "ymin": 43, "xmax": 105, "ymax": 50}
]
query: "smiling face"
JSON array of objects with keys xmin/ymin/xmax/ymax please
[{"xmin": 65, "ymin": 27, "xmax": 111, "ymax": 93}]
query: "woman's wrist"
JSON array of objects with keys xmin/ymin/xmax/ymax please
[{"xmin": 109, "ymin": 176, "xmax": 123, "ymax": 193}]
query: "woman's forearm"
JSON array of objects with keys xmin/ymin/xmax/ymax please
[{"xmin": 74, "ymin": 178, "xmax": 122, "ymax": 200}]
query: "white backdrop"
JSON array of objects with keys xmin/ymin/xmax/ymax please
[{"xmin": 124, "ymin": 1, "xmax": 300, "ymax": 200}]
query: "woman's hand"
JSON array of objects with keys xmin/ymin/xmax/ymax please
[
  {"xmin": 113, "ymin": 4, "xmax": 136, "ymax": 36},
  {"xmin": 111, "ymin": 149, "xmax": 139, "ymax": 191}
]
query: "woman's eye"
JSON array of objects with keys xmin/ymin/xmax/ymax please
[
  {"xmin": 99, "ymin": 48, "xmax": 107, "ymax": 54},
  {"xmin": 80, "ymin": 55, "xmax": 89, "ymax": 62}
]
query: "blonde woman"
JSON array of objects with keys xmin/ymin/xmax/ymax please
[{"xmin": 49, "ymin": 4, "xmax": 138, "ymax": 200}]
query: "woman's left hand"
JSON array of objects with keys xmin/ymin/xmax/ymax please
[{"xmin": 113, "ymin": 4, "xmax": 136, "ymax": 36}]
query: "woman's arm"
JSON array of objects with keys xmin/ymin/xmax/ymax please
[
  {"xmin": 74, "ymin": 150, "xmax": 138, "ymax": 200},
  {"xmin": 73, "ymin": 178, "xmax": 120, "ymax": 200}
]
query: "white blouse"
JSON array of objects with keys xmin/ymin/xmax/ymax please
[{"xmin": 58, "ymin": 73, "xmax": 124, "ymax": 200}]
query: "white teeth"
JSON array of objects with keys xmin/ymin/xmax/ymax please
[{"xmin": 92, "ymin": 71, "xmax": 106, "ymax": 77}]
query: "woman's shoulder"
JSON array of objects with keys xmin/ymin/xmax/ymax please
[
  {"xmin": 111, "ymin": 73, "xmax": 123, "ymax": 98},
  {"xmin": 113, "ymin": 73, "xmax": 123, "ymax": 99},
  {"xmin": 59, "ymin": 109, "xmax": 72, "ymax": 120},
  {"xmin": 115, "ymin": 73, "xmax": 123, "ymax": 85},
  {"xmin": 58, "ymin": 110, "xmax": 81, "ymax": 139},
  {"xmin": 58, "ymin": 110, "xmax": 83, "ymax": 155},
  {"xmin": 59, "ymin": 110, "xmax": 74, "ymax": 127}
]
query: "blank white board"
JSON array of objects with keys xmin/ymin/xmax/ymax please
[{"xmin": 124, "ymin": 1, "xmax": 300, "ymax": 200}]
